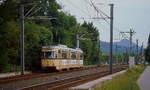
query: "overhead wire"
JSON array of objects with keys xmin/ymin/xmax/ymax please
[
  {"xmin": 83, "ymin": 0, "xmax": 123, "ymax": 41},
  {"xmin": 89, "ymin": 0, "xmax": 110, "ymax": 24},
  {"xmin": 83, "ymin": 0, "xmax": 94, "ymax": 18},
  {"xmin": 88, "ymin": 0, "xmax": 130, "ymax": 40},
  {"xmin": 66, "ymin": 0, "xmax": 92, "ymax": 18},
  {"xmin": 89, "ymin": 0, "xmax": 124, "ymax": 39},
  {"xmin": 60, "ymin": 0, "xmax": 130, "ymax": 41}
]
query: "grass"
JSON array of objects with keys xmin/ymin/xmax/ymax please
[{"xmin": 94, "ymin": 65, "xmax": 146, "ymax": 90}]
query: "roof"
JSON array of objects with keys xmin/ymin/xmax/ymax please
[{"xmin": 42, "ymin": 44, "xmax": 83, "ymax": 53}]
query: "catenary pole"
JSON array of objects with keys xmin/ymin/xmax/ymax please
[
  {"xmin": 19, "ymin": 1, "xmax": 56, "ymax": 75},
  {"xmin": 136, "ymin": 39, "xmax": 139, "ymax": 64},
  {"xmin": 76, "ymin": 34, "xmax": 79, "ymax": 48},
  {"xmin": 129, "ymin": 29, "xmax": 133, "ymax": 55},
  {"xmin": 109, "ymin": 4, "xmax": 114, "ymax": 74},
  {"xmin": 120, "ymin": 29, "xmax": 135, "ymax": 56},
  {"xmin": 20, "ymin": 4, "xmax": 25, "ymax": 75},
  {"xmin": 141, "ymin": 42, "xmax": 143, "ymax": 55}
]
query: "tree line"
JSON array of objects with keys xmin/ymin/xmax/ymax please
[
  {"xmin": 0, "ymin": 0, "xmax": 100, "ymax": 72},
  {"xmin": 145, "ymin": 34, "xmax": 150, "ymax": 63}
]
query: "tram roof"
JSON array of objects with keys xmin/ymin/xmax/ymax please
[{"xmin": 42, "ymin": 44, "xmax": 83, "ymax": 53}]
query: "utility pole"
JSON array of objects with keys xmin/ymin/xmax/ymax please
[
  {"xmin": 76, "ymin": 34, "xmax": 79, "ymax": 48},
  {"xmin": 20, "ymin": 4, "xmax": 25, "ymax": 75},
  {"xmin": 125, "ymin": 47, "xmax": 128, "ymax": 63},
  {"xmin": 98, "ymin": 37, "xmax": 101, "ymax": 65},
  {"xmin": 141, "ymin": 42, "xmax": 144, "ymax": 55},
  {"xmin": 83, "ymin": 2, "xmax": 114, "ymax": 68},
  {"xmin": 136, "ymin": 39, "xmax": 139, "ymax": 64},
  {"xmin": 76, "ymin": 30, "xmax": 96, "ymax": 48},
  {"xmin": 109, "ymin": 4, "xmax": 114, "ymax": 74},
  {"xmin": 115, "ymin": 44, "xmax": 118, "ymax": 63},
  {"xmin": 120, "ymin": 29, "xmax": 135, "ymax": 56},
  {"xmin": 85, "ymin": 2, "xmax": 114, "ymax": 73},
  {"xmin": 19, "ymin": 1, "xmax": 56, "ymax": 75},
  {"xmin": 129, "ymin": 29, "xmax": 134, "ymax": 55}
]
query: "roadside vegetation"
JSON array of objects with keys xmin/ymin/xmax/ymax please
[{"xmin": 94, "ymin": 65, "xmax": 146, "ymax": 90}]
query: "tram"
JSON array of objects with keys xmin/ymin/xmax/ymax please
[{"xmin": 41, "ymin": 45, "xmax": 84, "ymax": 70}]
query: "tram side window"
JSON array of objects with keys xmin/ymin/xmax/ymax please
[
  {"xmin": 42, "ymin": 52, "xmax": 55, "ymax": 59},
  {"xmin": 71, "ymin": 52, "xmax": 76, "ymax": 60},
  {"xmin": 80, "ymin": 53, "xmax": 84, "ymax": 60},
  {"xmin": 48, "ymin": 52, "xmax": 54, "ymax": 59},
  {"xmin": 55, "ymin": 52, "xmax": 58, "ymax": 58},
  {"xmin": 62, "ymin": 51, "xmax": 67, "ymax": 59}
]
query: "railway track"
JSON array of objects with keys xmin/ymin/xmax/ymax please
[
  {"xmin": 0, "ymin": 65, "xmax": 100, "ymax": 84},
  {"xmin": 21, "ymin": 67, "xmax": 125, "ymax": 90},
  {"xmin": 0, "ymin": 64, "xmax": 128, "ymax": 90}
]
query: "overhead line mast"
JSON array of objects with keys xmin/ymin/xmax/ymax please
[
  {"xmin": 120, "ymin": 29, "xmax": 136, "ymax": 55},
  {"xmin": 20, "ymin": 3, "xmax": 25, "ymax": 75},
  {"xmin": 109, "ymin": 4, "xmax": 114, "ymax": 74},
  {"xmin": 88, "ymin": 2, "xmax": 114, "ymax": 74},
  {"xmin": 19, "ymin": 1, "xmax": 55, "ymax": 75}
]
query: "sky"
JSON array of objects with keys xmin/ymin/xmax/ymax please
[{"xmin": 56, "ymin": 0, "xmax": 150, "ymax": 48}]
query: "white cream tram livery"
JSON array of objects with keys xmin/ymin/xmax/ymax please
[{"xmin": 41, "ymin": 45, "xmax": 84, "ymax": 70}]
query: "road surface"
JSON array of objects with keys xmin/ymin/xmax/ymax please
[{"xmin": 138, "ymin": 66, "xmax": 150, "ymax": 90}]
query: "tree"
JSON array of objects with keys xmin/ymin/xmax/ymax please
[
  {"xmin": 0, "ymin": 0, "xmax": 101, "ymax": 72},
  {"xmin": 80, "ymin": 22, "xmax": 100, "ymax": 65},
  {"xmin": 24, "ymin": 22, "xmax": 53, "ymax": 70},
  {"xmin": 0, "ymin": 21, "xmax": 19, "ymax": 72},
  {"xmin": 145, "ymin": 34, "xmax": 150, "ymax": 63},
  {"xmin": 0, "ymin": 0, "xmax": 20, "ymax": 23},
  {"xmin": 148, "ymin": 33, "xmax": 150, "ymax": 46}
]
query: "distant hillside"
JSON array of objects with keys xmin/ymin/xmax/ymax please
[{"xmin": 100, "ymin": 39, "xmax": 142, "ymax": 54}]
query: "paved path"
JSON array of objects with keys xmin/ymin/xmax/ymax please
[{"xmin": 138, "ymin": 66, "xmax": 150, "ymax": 90}]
